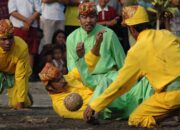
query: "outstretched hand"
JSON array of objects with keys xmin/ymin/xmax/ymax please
[
  {"xmin": 76, "ymin": 42, "xmax": 85, "ymax": 58},
  {"xmin": 83, "ymin": 105, "xmax": 95, "ymax": 122}
]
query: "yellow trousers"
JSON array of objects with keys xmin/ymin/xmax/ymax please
[
  {"xmin": 128, "ymin": 90, "xmax": 180, "ymax": 128},
  {"xmin": 7, "ymin": 77, "xmax": 32, "ymax": 108}
]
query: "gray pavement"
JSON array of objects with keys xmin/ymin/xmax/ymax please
[{"xmin": 0, "ymin": 82, "xmax": 52, "ymax": 107}]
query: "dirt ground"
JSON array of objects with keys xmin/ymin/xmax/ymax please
[{"xmin": 0, "ymin": 82, "xmax": 180, "ymax": 130}]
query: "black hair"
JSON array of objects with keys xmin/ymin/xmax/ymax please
[
  {"xmin": 132, "ymin": 22, "xmax": 153, "ymax": 33},
  {"xmin": 52, "ymin": 29, "xmax": 66, "ymax": 44},
  {"xmin": 53, "ymin": 45, "xmax": 63, "ymax": 54}
]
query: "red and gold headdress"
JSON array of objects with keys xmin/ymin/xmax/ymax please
[
  {"xmin": 0, "ymin": 19, "xmax": 14, "ymax": 38},
  {"xmin": 79, "ymin": 2, "xmax": 97, "ymax": 15},
  {"xmin": 39, "ymin": 63, "xmax": 61, "ymax": 86}
]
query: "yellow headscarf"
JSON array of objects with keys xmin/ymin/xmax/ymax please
[{"xmin": 122, "ymin": 5, "xmax": 149, "ymax": 26}]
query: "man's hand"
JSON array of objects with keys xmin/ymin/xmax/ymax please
[
  {"xmin": 95, "ymin": 30, "xmax": 106, "ymax": 45},
  {"xmin": 91, "ymin": 30, "xmax": 106, "ymax": 56},
  {"xmin": 22, "ymin": 22, "xmax": 30, "ymax": 31},
  {"xmin": 83, "ymin": 105, "xmax": 95, "ymax": 122},
  {"xmin": 16, "ymin": 102, "xmax": 25, "ymax": 109},
  {"xmin": 76, "ymin": 42, "xmax": 85, "ymax": 58}
]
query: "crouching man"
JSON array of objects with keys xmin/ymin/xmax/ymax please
[
  {"xmin": 83, "ymin": 5, "xmax": 180, "ymax": 128},
  {"xmin": 0, "ymin": 19, "xmax": 32, "ymax": 109}
]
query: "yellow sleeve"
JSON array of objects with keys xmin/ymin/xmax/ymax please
[
  {"xmin": 85, "ymin": 51, "xmax": 100, "ymax": 72},
  {"xmin": 67, "ymin": 51, "xmax": 99, "ymax": 79},
  {"xmin": 15, "ymin": 48, "xmax": 32, "ymax": 102},
  {"xmin": 90, "ymin": 52, "xmax": 142, "ymax": 112},
  {"xmin": 66, "ymin": 68, "xmax": 81, "ymax": 80}
]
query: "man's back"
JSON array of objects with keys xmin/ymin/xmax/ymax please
[{"xmin": 130, "ymin": 29, "xmax": 180, "ymax": 91}]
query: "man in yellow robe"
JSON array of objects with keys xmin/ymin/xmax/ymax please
[
  {"xmin": 39, "ymin": 30, "xmax": 104, "ymax": 119},
  {"xmin": 0, "ymin": 19, "xmax": 32, "ymax": 109},
  {"xmin": 83, "ymin": 5, "xmax": 180, "ymax": 128}
]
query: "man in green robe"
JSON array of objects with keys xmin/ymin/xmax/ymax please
[{"xmin": 66, "ymin": 2, "xmax": 152, "ymax": 119}]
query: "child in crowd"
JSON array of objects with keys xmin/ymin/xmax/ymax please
[
  {"xmin": 97, "ymin": 0, "xmax": 130, "ymax": 54},
  {"xmin": 52, "ymin": 29, "xmax": 66, "ymax": 46},
  {"xmin": 39, "ymin": 44, "xmax": 53, "ymax": 73},
  {"xmin": 52, "ymin": 45, "xmax": 67, "ymax": 75},
  {"xmin": 96, "ymin": 0, "xmax": 119, "ymax": 27},
  {"xmin": 52, "ymin": 29, "xmax": 67, "ymax": 65}
]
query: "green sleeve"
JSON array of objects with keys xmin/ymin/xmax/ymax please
[
  {"xmin": 66, "ymin": 35, "xmax": 78, "ymax": 72},
  {"xmin": 110, "ymin": 32, "xmax": 126, "ymax": 69},
  {"xmin": 75, "ymin": 58, "xmax": 98, "ymax": 90}
]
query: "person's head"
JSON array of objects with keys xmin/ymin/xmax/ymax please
[
  {"xmin": 119, "ymin": 0, "xmax": 125, "ymax": 5},
  {"xmin": 0, "ymin": 19, "xmax": 14, "ymax": 52},
  {"xmin": 45, "ymin": 51, "xmax": 53, "ymax": 63},
  {"xmin": 122, "ymin": 5, "xmax": 151, "ymax": 40},
  {"xmin": 53, "ymin": 45, "xmax": 63, "ymax": 61},
  {"xmin": 171, "ymin": 0, "xmax": 179, "ymax": 6},
  {"xmin": 52, "ymin": 29, "xmax": 66, "ymax": 46},
  {"xmin": 98, "ymin": 0, "xmax": 109, "ymax": 8},
  {"xmin": 39, "ymin": 63, "xmax": 67, "ymax": 94},
  {"xmin": 78, "ymin": 2, "xmax": 98, "ymax": 33},
  {"xmin": 40, "ymin": 44, "xmax": 53, "ymax": 63}
]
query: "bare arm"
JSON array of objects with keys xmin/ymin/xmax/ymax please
[
  {"xmin": 10, "ymin": 11, "xmax": 28, "ymax": 22},
  {"xmin": 26, "ymin": 11, "xmax": 40, "ymax": 26}
]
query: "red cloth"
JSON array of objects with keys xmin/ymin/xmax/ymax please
[
  {"xmin": 14, "ymin": 27, "xmax": 40, "ymax": 54},
  {"xmin": 97, "ymin": 6, "xmax": 117, "ymax": 22},
  {"xmin": 0, "ymin": 0, "xmax": 9, "ymax": 20}
]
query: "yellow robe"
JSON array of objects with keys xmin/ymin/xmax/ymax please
[
  {"xmin": 0, "ymin": 36, "xmax": 32, "ymax": 108},
  {"xmin": 90, "ymin": 29, "xmax": 180, "ymax": 127},
  {"xmin": 49, "ymin": 51, "xmax": 99, "ymax": 119}
]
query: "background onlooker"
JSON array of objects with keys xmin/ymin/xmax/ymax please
[
  {"xmin": 65, "ymin": 0, "xmax": 81, "ymax": 36},
  {"xmin": 52, "ymin": 45, "xmax": 67, "ymax": 75},
  {"xmin": 165, "ymin": 0, "xmax": 180, "ymax": 36},
  {"xmin": 8, "ymin": 0, "xmax": 41, "ymax": 81},
  {"xmin": 94, "ymin": 0, "xmax": 130, "ymax": 54},
  {"xmin": 0, "ymin": 0, "xmax": 9, "ymax": 20},
  {"xmin": 97, "ymin": 0, "xmax": 119, "ymax": 27},
  {"xmin": 91, "ymin": 0, "xmax": 121, "ymax": 15},
  {"xmin": 39, "ymin": 0, "xmax": 68, "ymax": 53},
  {"xmin": 52, "ymin": 29, "xmax": 66, "ymax": 63},
  {"xmin": 39, "ymin": 44, "xmax": 53, "ymax": 73}
]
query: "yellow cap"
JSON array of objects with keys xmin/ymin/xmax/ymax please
[{"xmin": 122, "ymin": 5, "xmax": 149, "ymax": 26}]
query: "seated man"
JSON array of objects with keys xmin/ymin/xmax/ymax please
[
  {"xmin": 83, "ymin": 5, "xmax": 180, "ymax": 128},
  {"xmin": 0, "ymin": 19, "xmax": 32, "ymax": 109},
  {"xmin": 66, "ymin": 2, "xmax": 152, "ymax": 120}
]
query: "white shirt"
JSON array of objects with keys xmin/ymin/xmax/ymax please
[
  {"xmin": 8, "ymin": 0, "xmax": 41, "ymax": 28},
  {"xmin": 41, "ymin": 2, "xmax": 65, "ymax": 21},
  {"xmin": 52, "ymin": 59, "xmax": 65, "ymax": 71},
  {"xmin": 96, "ymin": 4, "xmax": 109, "ymax": 20}
]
